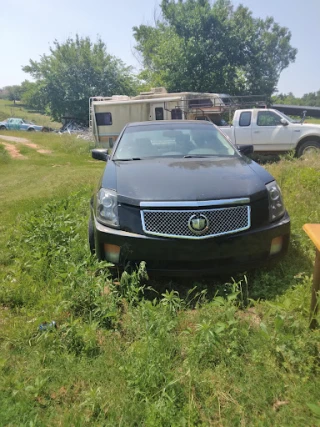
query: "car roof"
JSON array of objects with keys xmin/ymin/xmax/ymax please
[{"xmin": 126, "ymin": 120, "xmax": 214, "ymax": 128}]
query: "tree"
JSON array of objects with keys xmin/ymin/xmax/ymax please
[
  {"xmin": 20, "ymin": 80, "xmax": 48, "ymax": 112},
  {"xmin": 0, "ymin": 85, "xmax": 23, "ymax": 103},
  {"xmin": 23, "ymin": 36, "xmax": 137, "ymax": 122},
  {"xmin": 272, "ymin": 90, "xmax": 320, "ymax": 107},
  {"xmin": 133, "ymin": 0, "xmax": 297, "ymax": 96}
]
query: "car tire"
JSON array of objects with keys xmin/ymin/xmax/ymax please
[
  {"xmin": 0, "ymin": 126, "xmax": 6, "ymax": 130},
  {"xmin": 88, "ymin": 217, "xmax": 95, "ymax": 254},
  {"xmin": 296, "ymin": 140, "xmax": 320, "ymax": 157},
  {"xmin": 27, "ymin": 128, "xmax": 35, "ymax": 132}
]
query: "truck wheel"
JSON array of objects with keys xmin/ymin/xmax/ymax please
[
  {"xmin": 297, "ymin": 140, "xmax": 320, "ymax": 157},
  {"xmin": 88, "ymin": 218, "xmax": 95, "ymax": 254}
]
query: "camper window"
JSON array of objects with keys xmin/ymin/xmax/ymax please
[
  {"xmin": 171, "ymin": 108, "xmax": 182, "ymax": 120},
  {"xmin": 155, "ymin": 108, "xmax": 164, "ymax": 120},
  {"xmin": 95, "ymin": 112, "xmax": 112, "ymax": 126},
  {"xmin": 189, "ymin": 98, "xmax": 213, "ymax": 108}
]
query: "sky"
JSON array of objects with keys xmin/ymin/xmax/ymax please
[{"xmin": 1, "ymin": 0, "xmax": 319, "ymax": 97}]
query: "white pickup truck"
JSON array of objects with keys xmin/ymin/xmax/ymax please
[{"xmin": 221, "ymin": 108, "xmax": 320, "ymax": 157}]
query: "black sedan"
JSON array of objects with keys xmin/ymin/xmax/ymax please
[{"xmin": 89, "ymin": 121, "xmax": 290, "ymax": 275}]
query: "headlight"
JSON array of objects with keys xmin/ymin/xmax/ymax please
[
  {"xmin": 96, "ymin": 188, "xmax": 119, "ymax": 228},
  {"xmin": 266, "ymin": 181, "xmax": 285, "ymax": 222}
]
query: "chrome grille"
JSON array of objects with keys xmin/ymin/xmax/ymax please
[{"xmin": 141, "ymin": 206, "xmax": 250, "ymax": 239}]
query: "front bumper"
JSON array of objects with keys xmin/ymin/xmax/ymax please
[{"xmin": 93, "ymin": 212, "xmax": 290, "ymax": 275}]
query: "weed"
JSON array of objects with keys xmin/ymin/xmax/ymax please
[
  {"xmin": 0, "ymin": 121, "xmax": 320, "ymax": 425},
  {"xmin": 0, "ymin": 143, "xmax": 12, "ymax": 164}
]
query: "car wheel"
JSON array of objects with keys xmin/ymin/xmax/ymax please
[
  {"xmin": 88, "ymin": 217, "xmax": 95, "ymax": 254},
  {"xmin": 297, "ymin": 140, "xmax": 320, "ymax": 157},
  {"xmin": 27, "ymin": 128, "xmax": 35, "ymax": 132},
  {"xmin": 0, "ymin": 125, "xmax": 6, "ymax": 130}
]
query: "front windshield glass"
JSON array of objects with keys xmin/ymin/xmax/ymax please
[{"xmin": 113, "ymin": 123, "xmax": 237, "ymax": 160}]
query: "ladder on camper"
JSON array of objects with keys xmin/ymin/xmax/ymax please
[{"xmin": 89, "ymin": 97, "xmax": 94, "ymax": 137}]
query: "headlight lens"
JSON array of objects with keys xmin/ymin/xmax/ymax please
[
  {"xmin": 96, "ymin": 188, "xmax": 119, "ymax": 227},
  {"xmin": 266, "ymin": 181, "xmax": 285, "ymax": 222}
]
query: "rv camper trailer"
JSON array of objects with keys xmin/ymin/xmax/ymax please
[{"xmin": 89, "ymin": 87, "xmax": 232, "ymax": 147}]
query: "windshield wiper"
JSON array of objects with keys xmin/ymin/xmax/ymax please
[
  {"xmin": 115, "ymin": 157, "xmax": 141, "ymax": 161},
  {"xmin": 183, "ymin": 154, "xmax": 217, "ymax": 158}
]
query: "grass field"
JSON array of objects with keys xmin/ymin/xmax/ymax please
[
  {"xmin": 0, "ymin": 99, "xmax": 61, "ymax": 129},
  {"xmin": 0, "ymin": 105, "xmax": 320, "ymax": 425}
]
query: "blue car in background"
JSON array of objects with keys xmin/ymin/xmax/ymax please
[{"xmin": 0, "ymin": 118, "xmax": 48, "ymax": 132}]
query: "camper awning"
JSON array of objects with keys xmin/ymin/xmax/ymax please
[{"xmin": 92, "ymin": 96, "xmax": 183, "ymax": 106}]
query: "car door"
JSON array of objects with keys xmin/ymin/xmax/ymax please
[
  {"xmin": 8, "ymin": 119, "xmax": 23, "ymax": 130},
  {"xmin": 7, "ymin": 119, "xmax": 14, "ymax": 130},
  {"xmin": 233, "ymin": 110, "xmax": 253, "ymax": 145},
  {"xmin": 251, "ymin": 110, "xmax": 293, "ymax": 151},
  {"xmin": 20, "ymin": 120, "xmax": 29, "ymax": 131}
]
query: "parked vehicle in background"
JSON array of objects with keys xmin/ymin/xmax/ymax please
[
  {"xmin": 221, "ymin": 109, "xmax": 320, "ymax": 156},
  {"xmin": 89, "ymin": 87, "xmax": 240, "ymax": 148},
  {"xmin": 90, "ymin": 88, "xmax": 320, "ymax": 156},
  {"xmin": 89, "ymin": 120, "xmax": 290, "ymax": 276},
  {"xmin": 0, "ymin": 118, "xmax": 48, "ymax": 132}
]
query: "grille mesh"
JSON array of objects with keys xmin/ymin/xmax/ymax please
[{"xmin": 141, "ymin": 206, "xmax": 250, "ymax": 239}]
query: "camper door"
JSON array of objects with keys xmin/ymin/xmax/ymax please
[{"xmin": 151, "ymin": 103, "xmax": 169, "ymax": 121}]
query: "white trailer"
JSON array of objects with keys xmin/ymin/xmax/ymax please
[{"xmin": 89, "ymin": 87, "xmax": 230, "ymax": 147}]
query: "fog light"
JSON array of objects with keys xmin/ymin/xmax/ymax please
[
  {"xmin": 270, "ymin": 236, "xmax": 283, "ymax": 255},
  {"xmin": 104, "ymin": 244, "xmax": 120, "ymax": 263}
]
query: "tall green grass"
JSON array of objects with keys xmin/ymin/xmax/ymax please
[
  {"xmin": 0, "ymin": 190, "xmax": 319, "ymax": 425},
  {"xmin": 0, "ymin": 180, "xmax": 319, "ymax": 423},
  {"xmin": 0, "ymin": 124, "xmax": 319, "ymax": 425}
]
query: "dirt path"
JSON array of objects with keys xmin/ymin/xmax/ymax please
[
  {"xmin": 2, "ymin": 142, "xmax": 27, "ymax": 159},
  {"xmin": 0, "ymin": 135, "xmax": 52, "ymax": 158},
  {"xmin": 0, "ymin": 135, "xmax": 30, "ymax": 143}
]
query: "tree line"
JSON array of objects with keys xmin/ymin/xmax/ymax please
[
  {"xmin": 0, "ymin": 0, "xmax": 301, "ymax": 123},
  {"xmin": 272, "ymin": 91, "xmax": 320, "ymax": 107}
]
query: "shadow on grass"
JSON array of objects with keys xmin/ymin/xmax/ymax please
[
  {"xmin": 251, "ymin": 153, "xmax": 282, "ymax": 164},
  {"xmin": 141, "ymin": 241, "xmax": 313, "ymax": 303}
]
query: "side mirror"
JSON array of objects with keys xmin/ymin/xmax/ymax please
[
  {"xmin": 280, "ymin": 118, "xmax": 288, "ymax": 126},
  {"xmin": 91, "ymin": 148, "xmax": 109, "ymax": 162},
  {"xmin": 238, "ymin": 144, "xmax": 254, "ymax": 156}
]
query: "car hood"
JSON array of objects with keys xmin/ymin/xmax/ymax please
[
  {"xmin": 102, "ymin": 156, "xmax": 274, "ymax": 204},
  {"xmin": 300, "ymin": 123, "xmax": 320, "ymax": 130}
]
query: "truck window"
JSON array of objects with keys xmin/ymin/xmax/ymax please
[
  {"xmin": 95, "ymin": 112, "xmax": 112, "ymax": 126},
  {"xmin": 239, "ymin": 111, "xmax": 251, "ymax": 127},
  {"xmin": 257, "ymin": 111, "xmax": 282, "ymax": 127},
  {"xmin": 155, "ymin": 108, "xmax": 164, "ymax": 120},
  {"xmin": 171, "ymin": 108, "xmax": 182, "ymax": 120}
]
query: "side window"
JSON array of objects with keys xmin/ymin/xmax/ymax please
[
  {"xmin": 257, "ymin": 111, "xmax": 282, "ymax": 126},
  {"xmin": 171, "ymin": 108, "xmax": 182, "ymax": 120},
  {"xmin": 95, "ymin": 112, "xmax": 112, "ymax": 126},
  {"xmin": 189, "ymin": 98, "xmax": 213, "ymax": 108},
  {"xmin": 155, "ymin": 107, "xmax": 164, "ymax": 120},
  {"xmin": 239, "ymin": 111, "xmax": 251, "ymax": 127}
]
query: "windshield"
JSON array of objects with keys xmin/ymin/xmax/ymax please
[{"xmin": 113, "ymin": 123, "xmax": 237, "ymax": 160}]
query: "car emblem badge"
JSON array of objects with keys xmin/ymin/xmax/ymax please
[{"xmin": 188, "ymin": 214, "xmax": 209, "ymax": 235}]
